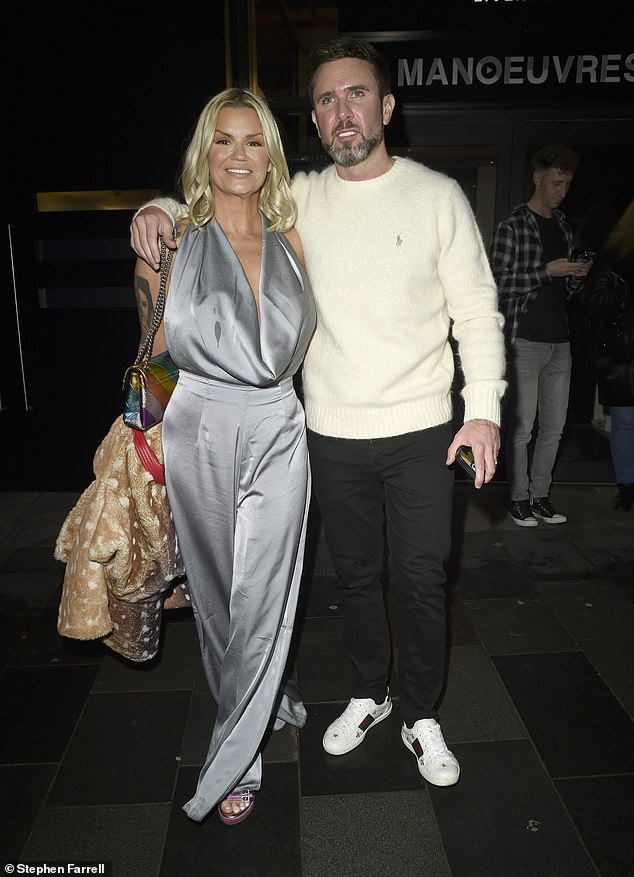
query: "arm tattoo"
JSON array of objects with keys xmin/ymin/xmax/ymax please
[{"xmin": 134, "ymin": 273, "xmax": 154, "ymax": 338}]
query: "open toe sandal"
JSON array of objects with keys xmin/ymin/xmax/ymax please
[{"xmin": 218, "ymin": 789, "xmax": 256, "ymax": 825}]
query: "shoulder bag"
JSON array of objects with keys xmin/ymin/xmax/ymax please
[{"xmin": 122, "ymin": 238, "xmax": 177, "ymax": 482}]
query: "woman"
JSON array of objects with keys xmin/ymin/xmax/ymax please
[
  {"xmin": 582, "ymin": 197, "xmax": 634, "ymax": 511},
  {"xmin": 133, "ymin": 88, "xmax": 316, "ymax": 824}
]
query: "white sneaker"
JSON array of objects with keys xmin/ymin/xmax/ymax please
[
  {"xmin": 401, "ymin": 719, "xmax": 460, "ymax": 786},
  {"xmin": 322, "ymin": 694, "xmax": 392, "ymax": 755}
]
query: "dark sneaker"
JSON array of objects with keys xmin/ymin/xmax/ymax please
[
  {"xmin": 530, "ymin": 497, "xmax": 567, "ymax": 524},
  {"xmin": 614, "ymin": 484, "xmax": 633, "ymax": 511},
  {"xmin": 508, "ymin": 499, "xmax": 538, "ymax": 527}
]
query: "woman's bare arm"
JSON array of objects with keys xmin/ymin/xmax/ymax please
[{"xmin": 133, "ymin": 256, "xmax": 169, "ymax": 355}]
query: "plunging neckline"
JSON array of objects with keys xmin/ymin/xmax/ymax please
[{"xmin": 217, "ymin": 214, "xmax": 265, "ymax": 319}]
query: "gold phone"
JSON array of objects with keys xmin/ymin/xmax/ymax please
[{"xmin": 456, "ymin": 446, "xmax": 476, "ymax": 479}]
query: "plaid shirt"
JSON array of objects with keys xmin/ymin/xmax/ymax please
[{"xmin": 489, "ymin": 203, "xmax": 573, "ymax": 343}]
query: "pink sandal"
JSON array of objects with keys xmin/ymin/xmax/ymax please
[{"xmin": 218, "ymin": 790, "xmax": 256, "ymax": 825}]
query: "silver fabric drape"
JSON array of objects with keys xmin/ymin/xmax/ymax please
[{"xmin": 162, "ymin": 217, "xmax": 316, "ymax": 821}]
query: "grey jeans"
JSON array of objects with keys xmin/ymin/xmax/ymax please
[{"xmin": 505, "ymin": 339, "xmax": 572, "ymax": 501}]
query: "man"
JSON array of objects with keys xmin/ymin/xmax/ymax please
[
  {"xmin": 130, "ymin": 38, "xmax": 506, "ymax": 787},
  {"xmin": 489, "ymin": 144, "xmax": 591, "ymax": 527}
]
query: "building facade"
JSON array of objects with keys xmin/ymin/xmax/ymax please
[{"xmin": 2, "ymin": 0, "xmax": 632, "ymax": 488}]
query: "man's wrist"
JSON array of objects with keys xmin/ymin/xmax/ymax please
[{"xmin": 132, "ymin": 197, "xmax": 185, "ymax": 224}]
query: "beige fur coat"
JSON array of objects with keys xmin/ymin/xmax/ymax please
[{"xmin": 55, "ymin": 417, "xmax": 189, "ymax": 662}]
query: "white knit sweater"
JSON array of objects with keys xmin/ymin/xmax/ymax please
[
  {"xmin": 292, "ymin": 157, "xmax": 506, "ymax": 438},
  {"xmin": 142, "ymin": 156, "xmax": 505, "ymax": 439}
]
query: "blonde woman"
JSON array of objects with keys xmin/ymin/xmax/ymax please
[{"xmin": 134, "ymin": 88, "xmax": 315, "ymax": 825}]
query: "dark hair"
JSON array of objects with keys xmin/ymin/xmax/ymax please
[
  {"xmin": 531, "ymin": 144, "xmax": 580, "ymax": 174},
  {"xmin": 306, "ymin": 37, "xmax": 392, "ymax": 106}
]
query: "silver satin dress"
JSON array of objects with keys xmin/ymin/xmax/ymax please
[{"xmin": 162, "ymin": 216, "xmax": 316, "ymax": 822}]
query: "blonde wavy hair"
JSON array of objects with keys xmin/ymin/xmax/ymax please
[{"xmin": 179, "ymin": 88, "xmax": 297, "ymax": 232}]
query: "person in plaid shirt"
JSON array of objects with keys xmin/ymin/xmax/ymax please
[{"xmin": 489, "ymin": 144, "xmax": 592, "ymax": 527}]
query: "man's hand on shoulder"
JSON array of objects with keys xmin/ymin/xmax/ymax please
[{"xmin": 130, "ymin": 207, "xmax": 177, "ymax": 269}]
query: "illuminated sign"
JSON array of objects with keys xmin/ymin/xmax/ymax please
[
  {"xmin": 342, "ymin": 0, "xmax": 634, "ymax": 104},
  {"xmin": 398, "ymin": 53, "xmax": 634, "ymax": 88}
]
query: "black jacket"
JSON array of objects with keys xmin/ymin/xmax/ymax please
[{"xmin": 582, "ymin": 254, "xmax": 634, "ymax": 406}]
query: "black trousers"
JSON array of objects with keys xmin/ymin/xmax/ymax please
[{"xmin": 307, "ymin": 423, "xmax": 454, "ymax": 726}]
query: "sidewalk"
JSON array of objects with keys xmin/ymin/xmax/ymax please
[{"xmin": 1, "ymin": 483, "xmax": 633, "ymax": 876}]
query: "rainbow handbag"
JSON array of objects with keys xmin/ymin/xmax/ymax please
[
  {"xmin": 123, "ymin": 350, "xmax": 178, "ymax": 431},
  {"xmin": 123, "ymin": 239, "xmax": 177, "ymax": 432}
]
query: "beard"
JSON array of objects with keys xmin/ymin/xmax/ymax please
[{"xmin": 322, "ymin": 127, "xmax": 384, "ymax": 167}]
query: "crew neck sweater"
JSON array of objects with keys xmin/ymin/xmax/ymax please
[
  {"xmin": 142, "ymin": 156, "xmax": 506, "ymax": 439},
  {"xmin": 291, "ymin": 156, "xmax": 506, "ymax": 438}
]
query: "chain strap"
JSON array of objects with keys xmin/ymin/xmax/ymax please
[{"xmin": 135, "ymin": 237, "xmax": 174, "ymax": 366}]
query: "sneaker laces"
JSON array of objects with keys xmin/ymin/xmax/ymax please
[
  {"xmin": 332, "ymin": 699, "xmax": 375, "ymax": 735},
  {"xmin": 415, "ymin": 721, "xmax": 451, "ymax": 762}
]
